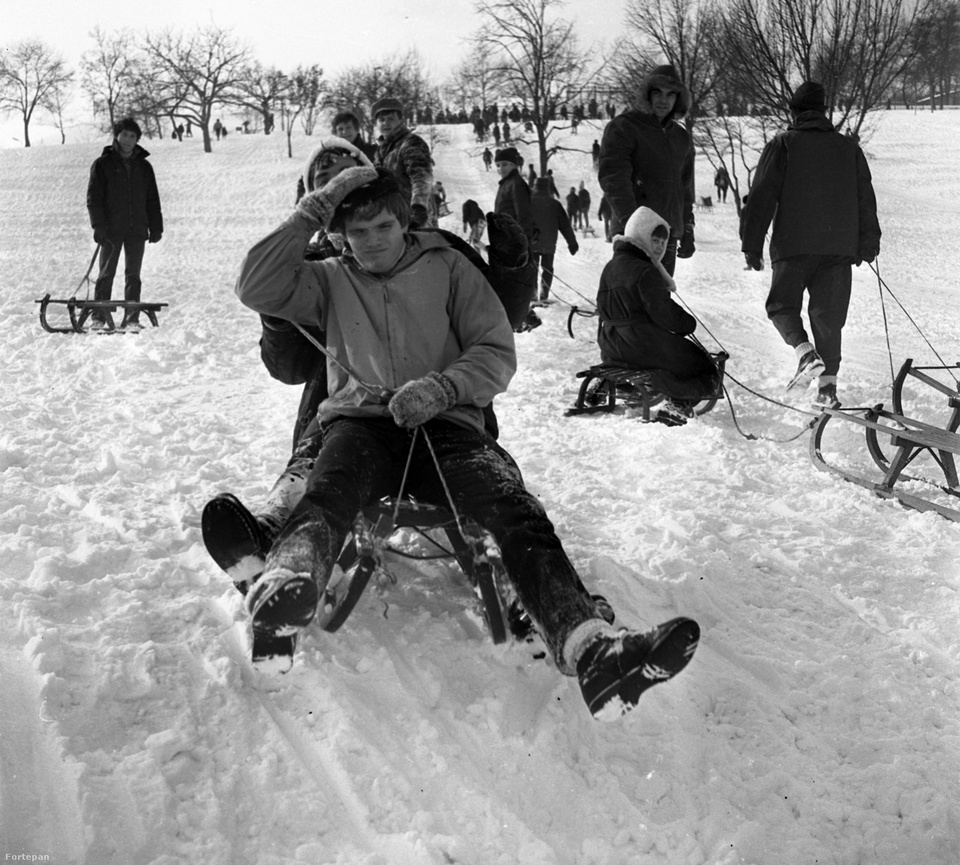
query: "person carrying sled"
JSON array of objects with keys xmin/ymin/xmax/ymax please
[
  {"xmin": 597, "ymin": 207, "xmax": 719, "ymax": 427},
  {"xmin": 530, "ymin": 177, "xmax": 578, "ymax": 303},
  {"xmin": 372, "ymin": 96, "xmax": 436, "ymax": 228},
  {"xmin": 740, "ymin": 81, "xmax": 881, "ymax": 408},
  {"xmin": 85, "ymin": 117, "xmax": 164, "ymax": 329},
  {"xmin": 232, "ymin": 166, "xmax": 700, "ymax": 720},
  {"xmin": 598, "ymin": 64, "xmax": 695, "ymax": 276}
]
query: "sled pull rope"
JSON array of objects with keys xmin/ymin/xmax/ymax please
[
  {"xmin": 392, "ymin": 426, "xmax": 420, "ymax": 526},
  {"xmin": 870, "ymin": 260, "xmax": 958, "ymax": 387},
  {"xmin": 420, "ymin": 426, "xmax": 468, "ymax": 537},
  {"xmin": 77, "ymin": 244, "xmax": 102, "ymax": 301},
  {"xmin": 293, "ymin": 323, "xmax": 394, "ymax": 400}
]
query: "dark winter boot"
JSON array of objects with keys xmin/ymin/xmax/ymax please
[
  {"xmin": 201, "ymin": 493, "xmax": 275, "ymax": 594},
  {"xmin": 786, "ymin": 346, "xmax": 825, "ymax": 391},
  {"xmin": 576, "ymin": 617, "xmax": 700, "ymax": 721},
  {"xmin": 245, "ymin": 518, "xmax": 336, "ymax": 636}
]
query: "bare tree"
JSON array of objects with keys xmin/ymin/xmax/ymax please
[
  {"xmin": 142, "ymin": 25, "xmax": 252, "ymax": 152},
  {"xmin": 446, "ymin": 45, "xmax": 504, "ymax": 115},
  {"xmin": 716, "ymin": 0, "xmax": 931, "ymax": 136},
  {"xmin": 284, "ymin": 65, "xmax": 327, "ymax": 156},
  {"xmin": 473, "ymin": 0, "xmax": 598, "ymax": 172},
  {"xmin": 0, "ymin": 39, "xmax": 74, "ymax": 147},
  {"xmin": 81, "ymin": 27, "xmax": 138, "ymax": 132},
  {"xmin": 232, "ymin": 62, "xmax": 287, "ymax": 133},
  {"xmin": 905, "ymin": 0, "xmax": 960, "ymax": 108}
]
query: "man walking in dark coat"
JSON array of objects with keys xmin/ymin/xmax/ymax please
[
  {"xmin": 740, "ymin": 81, "xmax": 881, "ymax": 408},
  {"xmin": 530, "ymin": 178, "xmax": 579, "ymax": 302},
  {"xmin": 86, "ymin": 117, "xmax": 163, "ymax": 329},
  {"xmin": 598, "ymin": 65, "xmax": 695, "ymax": 276}
]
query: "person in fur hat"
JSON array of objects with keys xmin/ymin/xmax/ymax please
[
  {"xmin": 597, "ymin": 64, "xmax": 695, "ymax": 276},
  {"xmin": 229, "ymin": 166, "xmax": 700, "ymax": 719},
  {"xmin": 372, "ymin": 96, "xmax": 436, "ymax": 228},
  {"xmin": 596, "ymin": 207, "xmax": 719, "ymax": 427},
  {"xmin": 740, "ymin": 81, "xmax": 881, "ymax": 409}
]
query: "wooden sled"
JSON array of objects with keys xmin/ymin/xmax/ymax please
[
  {"xmin": 810, "ymin": 359, "xmax": 960, "ymax": 521},
  {"xmin": 437, "ymin": 202, "xmax": 452, "ymax": 218},
  {"xmin": 36, "ymin": 294, "xmax": 169, "ymax": 333},
  {"xmin": 566, "ymin": 352, "xmax": 728, "ymax": 421},
  {"xmin": 318, "ymin": 496, "xmax": 515, "ymax": 644},
  {"xmin": 581, "ymin": 225, "xmax": 598, "ymax": 237}
]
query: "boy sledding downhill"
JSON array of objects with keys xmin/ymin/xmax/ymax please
[{"xmin": 233, "ymin": 166, "xmax": 700, "ymax": 721}]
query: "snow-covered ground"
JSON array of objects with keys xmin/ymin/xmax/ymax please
[{"xmin": 1, "ymin": 113, "xmax": 959, "ymax": 865}]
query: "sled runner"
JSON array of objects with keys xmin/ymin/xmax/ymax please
[
  {"xmin": 566, "ymin": 351, "xmax": 729, "ymax": 421},
  {"xmin": 317, "ymin": 496, "xmax": 514, "ymax": 643},
  {"xmin": 581, "ymin": 225, "xmax": 597, "ymax": 238},
  {"xmin": 35, "ymin": 294, "xmax": 168, "ymax": 333},
  {"xmin": 810, "ymin": 358, "xmax": 960, "ymax": 522}
]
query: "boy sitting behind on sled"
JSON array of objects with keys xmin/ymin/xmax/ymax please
[{"xmin": 235, "ymin": 167, "xmax": 699, "ymax": 721}]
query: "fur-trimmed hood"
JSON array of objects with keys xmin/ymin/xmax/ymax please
[
  {"xmin": 302, "ymin": 136, "xmax": 374, "ymax": 195},
  {"xmin": 635, "ymin": 65, "xmax": 691, "ymax": 122},
  {"xmin": 612, "ymin": 206, "xmax": 676, "ymax": 292}
]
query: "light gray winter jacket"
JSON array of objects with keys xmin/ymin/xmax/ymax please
[{"xmin": 236, "ymin": 212, "xmax": 517, "ymax": 434}]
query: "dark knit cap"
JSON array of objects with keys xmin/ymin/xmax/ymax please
[
  {"xmin": 533, "ymin": 177, "xmax": 551, "ymax": 193},
  {"xmin": 494, "ymin": 146, "xmax": 522, "ymax": 166},
  {"xmin": 372, "ymin": 97, "xmax": 404, "ymax": 118},
  {"xmin": 649, "ymin": 65, "xmax": 682, "ymax": 87},
  {"xmin": 789, "ymin": 81, "xmax": 826, "ymax": 112}
]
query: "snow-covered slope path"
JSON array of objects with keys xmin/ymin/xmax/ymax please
[{"xmin": 1, "ymin": 113, "xmax": 959, "ymax": 865}]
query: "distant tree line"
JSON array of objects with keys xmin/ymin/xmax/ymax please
[{"xmin": 1, "ymin": 0, "xmax": 957, "ymax": 162}]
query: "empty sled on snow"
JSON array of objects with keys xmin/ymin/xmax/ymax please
[
  {"xmin": 810, "ymin": 358, "xmax": 960, "ymax": 522},
  {"xmin": 35, "ymin": 294, "xmax": 169, "ymax": 333},
  {"xmin": 566, "ymin": 351, "xmax": 729, "ymax": 422}
]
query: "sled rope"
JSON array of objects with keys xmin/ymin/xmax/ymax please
[
  {"xmin": 870, "ymin": 260, "xmax": 958, "ymax": 388},
  {"xmin": 420, "ymin": 426, "xmax": 469, "ymax": 538},
  {"xmin": 77, "ymin": 244, "xmax": 102, "ymax": 301},
  {"xmin": 293, "ymin": 323, "xmax": 394, "ymax": 400}
]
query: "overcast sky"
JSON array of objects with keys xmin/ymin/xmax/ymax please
[{"xmin": 4, "ymin": 0, "xmax": 627, "ymax": 80}]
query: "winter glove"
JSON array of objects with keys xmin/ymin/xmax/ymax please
[
  {"xmin": 677, "ymin": 226, "xmax": 695, "ymax": 259},
  {"xmin": 388, "ymin": 372, "xmax": 458, "ymax": 428},
  {"xmin": 486, "ymin": 212, "xmax": 528, "ymax": 269},
  {"xmin": 260, "ymin": 314, "xmax": 297, "ymax": 332},
  {"xmin": 568, "ymin": 240, "xmax": 579, "ymax": 256},
  {"xmin": 149, "ymin": 230, "xmax": 162, "ymax": 244},
  {"xmin": 93, "ymin": 227, "xmax": 108, "ymax": 245},
  {"xmin": 744, "ymin": 252, "xmax": 764, "ymax": 271},
  {"xmin": 856, "ymin": 247, "xmax": 878, "ymax": 266},
  {"xmin": 409, "ymin": 203, "xmax": 429, "ymax": 230},
  {"xmin": 297, "ymin": 165, "xmax": 378, "ymax": 228}
]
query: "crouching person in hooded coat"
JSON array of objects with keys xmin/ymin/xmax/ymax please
[
  {"xmin": 229, "ymin": 166, "xmax": 700, "ymax": 721},
  {"xmin": 597, "ymin": 206, "xmax": 720, "ymax": 426}
]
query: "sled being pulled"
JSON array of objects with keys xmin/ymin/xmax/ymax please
[
  {"xmin": 810, "ymin": 358, "xmax": 960, "ymax": 521},
  {"xmin": 35, "ymin": 294, "xmax": 168, "ymax": 333},
  {"xmin": 566, "ymin": 351, "xmax": 728, "ymax": 421}
]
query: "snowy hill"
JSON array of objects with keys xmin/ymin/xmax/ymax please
[{"xmin": 1, "ymin": 113, "xmax": 959, "ymax": 865}]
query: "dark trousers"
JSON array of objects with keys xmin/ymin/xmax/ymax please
[
  {"xmin": 534, "ymin": 251, "xmax": 556, "ymax": 298},
  {"xmin": 766, "ymin": 255, "xmax": 852, "ymax": 377},
  {"xmin": 275, "ymin": 417, "xmax": 599, "ymax": 672},
  {"xmin": 661, "ymin": 238, "xmax": 679, "ymax": 276},
  {"xmin": 94, "ymin": 235, "xmax": 146, "ymax": 304}
]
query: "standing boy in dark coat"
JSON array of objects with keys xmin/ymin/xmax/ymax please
[
  {"xmin": 86, "ymin": 117, "xmax": 164, "ymax": 328},
  {"xmin": 530, "ymin": 178, "xmax": 579, "ymax": 302},
  {"xmin": 598, "ymin": 65, "xmax": 695, "ymax": 275},
  {"xmin": 372, "ymin": 96, "xmax": 436, "ymax": 228},
  {"xmin": 740, "ymin": 81, "xmax": 881, "ymax": 408}
]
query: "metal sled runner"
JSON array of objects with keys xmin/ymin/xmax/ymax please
[
  {"xmin": 810, "ymin": 359, "xmax": 960, "ymax": 521},
  {"xmin": 317, "ymin": 496, "xmax": 515, "ymax": 643},
  {"xmin": 566, "ymin": 351, "xmax": 729, "ymax": 421},
  {"xmin": 35, "ymin": 294, "xmax": 169, "ymax": 333}
]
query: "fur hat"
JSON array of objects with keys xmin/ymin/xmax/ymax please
[
  {"xmin": 494, "ymin": 146, "xmax": 522, "ymax": 166},
  {"xmin": 372, "ymin": 97, "xmax": 404, "ymax": 118},
  {"xmin": 302, "ymin": 136, "xmax": 374, "ymax": 194},
  {"xmin": 789, "ymin": 81, "xmax": 826, "ymax": 112},
  {"xmin": 612, "ymin": 206, "xmax": 676, "ymax": 292},
  {"xmin": 637, "ymin": 64, "xmax": 690, "ymax": 121}
]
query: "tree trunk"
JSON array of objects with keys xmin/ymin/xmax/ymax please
[
  {"xmin": 202, "ymin": 126, "xmax": 212, "ymax": 153},
  {"xmin": 23, "ymin": 118, "xmax": 31, "ymax": 148}
]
